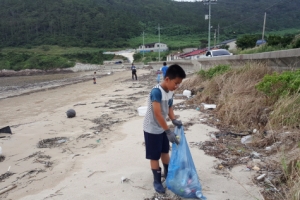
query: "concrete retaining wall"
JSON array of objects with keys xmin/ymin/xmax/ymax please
[{"xmin": 149, "ymin": 48, "xmax": 300, "ymax": 73}]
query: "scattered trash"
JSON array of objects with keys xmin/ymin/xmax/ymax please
[
  {"xmin": 57, "ymin": 139, "xmax": 66, "ymax": 144},
  {"xmin": 265, "ymin": 146, "xmax": 272, "ymax": 151},
  {"xmin": 0, "ymin": 155, "xmax": 5, "ymax": 162},
  {"xmin": 96, "ymin": 139, "xmax": 100, "ymax": 143},
  {"xmin": 183, "ymin": 90, "xmax": 192, "ymax": 97},
  {"xmin": 200, "ymin": 103, "xmax": 216, "ymax": 110},
  {"xmin": 257, "ymin": 174, "xmax": 266, "ymax": 181},
  {"xmin": 137, "ymin": 106, "xmax": 147, "ymax": 116},
  {"xmin": 0, "ymin": 146, "xmax": 2, "ymax": 155},
  {"xmin": 253, "ymin": 129, "xmax": 258, "ymax": 134},
  {"xmin": 196, "ymin": 107, "xmax": 200, "ymax": 111},
  {"xmin": 241, "ymin": 135, "xmax": 253, "ymax": 144},
  {"xmin": 265, "ymin": 142, "xmax": 281, "ymax": 151},
  {"xmin": 74, "ymin": 103, "xmax": 87, "ymax": 106},
  {"xmin": 210, "ymin": 133, "xmax": 217, "ymax": 140},
  {"xmin": 0, "ymin": 126, "xmax": 12, "ymax": 134},
  {"xmin": 0, "ymin": 172, "xmax": 15, "ymax": 182},
  {"xmin": 251, "ymin": 151, "xmax": 260, "ymax": 158},
  {"xmin": 121, "ymin": 176, "xmax": 132, "ymax": 183},
  {"xmin": 37, "ymin": 137, "xmax": 68, "ymax": 148},
  {"xmin": 252, "ymin": 166, "xmax": 260, "ymax": 171},
  {"xmin": 66, "ymin": 109, "xmax": 76, "ymax": 118}
]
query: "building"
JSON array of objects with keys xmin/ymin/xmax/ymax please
[
  {"xmin": 220, "ymin": 39, "xmax": 237, "ymax": 50},
  {"xmin": 180, "ymin": 49, "xmax": 207, "ymax": 60},
  {"xmin": 167, "ymin": 52, "xmax": 183, "ymax": 61},
  {"xmin": 136, "ymin": 43, "xmax": 168, "ymax": 53}
]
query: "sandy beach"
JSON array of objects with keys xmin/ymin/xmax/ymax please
[{"xmin": 0, "ymin": 69, "xmax": 263, "ymax": 200}]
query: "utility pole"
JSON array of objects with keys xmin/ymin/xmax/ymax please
[
  {"xmin": 203, "ymin": 0, "xmax": 217, "ymax": 50},
  {"xmin": 217, "ymin": 24, "xmax": 220, "ymax": 44},
  {"xmin": 142, "ymin": 31, "xmax": 145, "ymax": 59},
  {"xmin": 262, "ymin": 12, "xmax": 266, "ymax": 41},
  {"xmin": 155, "ymin": 24, "xmax": 163, "ymax": 61},
  {"xmin": 214, "ymin": 29, "xmax": 216, "ymax": 48}
]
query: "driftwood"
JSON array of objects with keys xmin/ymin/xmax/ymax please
[{"xmin": 0, "ymin": 184, "xmax": 17, "ymax": 195}]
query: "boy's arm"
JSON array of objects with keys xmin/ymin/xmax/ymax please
[
  {"xmin": 152, "ymin": 101, "xmax": 168, "ymax": 130},
  {"xmin": 168, "ymin": 106, "xmax": 175, "ymax": 121},
  {"xmin": 169, "ymin": 106, "xmax": 182, "ymax": 128}
]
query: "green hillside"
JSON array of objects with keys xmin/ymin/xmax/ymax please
[{"xmin": 0, "ymin": 0, "xmax": 299, "ymax": 48}]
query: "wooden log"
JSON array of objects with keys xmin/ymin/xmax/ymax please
[{"xmin": 0, "ymin": 184, "xmax": 17, "ymax": 195}]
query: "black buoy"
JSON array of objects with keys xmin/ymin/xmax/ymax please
[{"xmin": 66, "ymin": 109, "xmax": 76, "ymax": 118}]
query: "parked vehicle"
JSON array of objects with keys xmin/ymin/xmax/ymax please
[{"xmin": 205, "ymin": 49, "xmax": 232, "ymax": 57}]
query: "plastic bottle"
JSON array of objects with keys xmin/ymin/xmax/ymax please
[
  {"xmin": 196, "ymin": 191, "xmax": 203, "ymax": 198},
  {"xmin": 0, "ymin": 146, "xmax": 2, "ymax": 155}
]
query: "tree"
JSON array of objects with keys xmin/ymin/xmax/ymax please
[{"xmin": 236, "ymin": 34, "xmax": 260, "ymax": 50}]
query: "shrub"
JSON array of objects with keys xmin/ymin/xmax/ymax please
[
  {"xmin": 198, "ymin": 64, "xmax": 231, "ymax": 79},
  {"xmin": 256, "ymin": 70, "xmax": 300, "ymax": 102}
]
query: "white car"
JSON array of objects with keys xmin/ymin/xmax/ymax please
[{"xmin": 205, "ymin": 49, "xmax": 232, "ymax": 57}]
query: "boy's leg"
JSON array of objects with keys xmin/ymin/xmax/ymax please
[
  {"xmin": 161, "ymin": 132, "xmax": 170, "ymax": 179},
  {"xmin": 144, "ymin": 131, "xmax": 165, "ymax": 193},
  {"xmin": 135, "ymin": 73, "xmax": 137, "ymax": 80}
]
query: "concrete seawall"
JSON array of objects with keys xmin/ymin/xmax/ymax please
[{"xmin": 149, "ymin": 48, "xmax": 300, "ymax": 72}]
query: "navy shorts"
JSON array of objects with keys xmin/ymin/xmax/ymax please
[{"xmin": 144, "ymin": 131, "xmax": 169, "ymax": 160}]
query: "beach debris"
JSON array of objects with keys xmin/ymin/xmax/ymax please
[
  {"xmin": 0, "ymin": 126, "xmax": 12, "ymax": 134},
  {"xmin": 200, "ymin": 103, "xmax": 216, "ymax": 110},
  {"xmin": 66, "ymin": 109, "xmax": 76, "ymax": 118},
  {"xmin": 0, "ymin": 146, "xmax": 2, "ymax": 155},
  {"xmin": 251, "ymin": 151, "xmax": 261, "ymax": 158},
  {"xmin": 183, "ymin": 90, "xmax": 192, "ymax": 97},
  {"xmin": 17, "ymin": 151, "xmax": 50, "ymax": 161},
  {"xmin": 257, "ymin": 174, "xmax": 266, "ymax": 181},
  {"xmin": 34, "ymin": 159, "xmax": 53, "ymax": 168},
  {"xmin": 76, "ymin": 133, "xmax": 94, "ymax": 141},
  {"xmin": 144, "ymin": 193, "xmax": 182, "ymax": 200},
  {"xmin": 252, "ymin": 166, "xmax": 260, "ymax": 171},
  {"xmin": 17, "ymin": 169, "xmax": 46, "ymax": 180},
  {"xmin": 0, "ymin": 184, "xmax": 17, "ymax": 195},
  {"xmin": 72, "ymin": 154, "xmax": 80, "ymax": 159},
  {"xmin": 241, "ymin": 135, "xmax": 253, "ymax": 144},
  {"xmin": 74, "ymin": 103, "xmax": 87, "ymax": 106},
  {"xmin": 0, "ymin": 155, "xmax": 5, "ymax": 162},
  {"xmin": 121, "ymin": 176, "xmax": 132, "ymax": 183},
  {"xmin": 82, "ymin": 144, "xmax": 98, "ymax": 149},
  {"xmin": 37, "ymin": 137, "xmax": 68, "ymax": 148},
  {"xmin": 0, "ymin": 171, "xmax": 15, "ymax": 182}
]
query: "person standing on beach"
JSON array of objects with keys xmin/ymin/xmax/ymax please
[
  {"xmin": 161, "ymin": 62, "xmax": 168, "ymax": 79},
  {"xmin": 93, "ymin": 71, "xmax": 96, "ymax": 84},
  {"xmin": 156, "ymin": 70, "xmax": 161, "ymax": 84},
  {"xmin": 143, "ymin": 64, "xmax": 186, "ymax": 193},
  {"xmin": 131, "ymin": 63, "xmax": 137, "ymax": 80}
]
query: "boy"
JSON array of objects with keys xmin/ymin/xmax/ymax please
[
  {"xmin": 143, "ymin": 64, "xmax": 186, "ymax": 193},
  {"xmin": 161, "ymin": 62, "xmax": 168, "ymax": 79},
  {"xmin": 131, "ymin": 63, "xmax": 137, "ymax": 80},
  {"xmin": 93, "ymin": 71, "xmax": 96, "ymax": 84}
]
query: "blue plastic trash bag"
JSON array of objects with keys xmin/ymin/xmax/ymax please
[{"xmin": 166, "ymin": 127, "xmax": 207, "ymax": 199}]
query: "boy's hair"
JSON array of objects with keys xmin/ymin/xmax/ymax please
[
  {"xmin": 163, "ymin": 62, "xmax": 167, "ymax": 66},
  {"xmin": 165, "ymin": 64, "xmax": 186, "ymax": 80}
]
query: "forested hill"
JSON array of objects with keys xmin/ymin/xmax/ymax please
[{"xmin": 0, "ymin": 0, "xmax": 299, "ymax": 48}]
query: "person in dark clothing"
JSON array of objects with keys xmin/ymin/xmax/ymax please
[{"xmin": 131, "ymin": 63, "xmax": 137, "ymax": 80}]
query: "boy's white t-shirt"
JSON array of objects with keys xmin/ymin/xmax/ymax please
[{"xmin": 143, "ymin": 84, "xmax": 173, "ymax": 134}]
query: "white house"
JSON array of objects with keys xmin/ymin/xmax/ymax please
[{"xmin": 136, "ymin": 43, "xmax": 168, "ymax": 53}]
